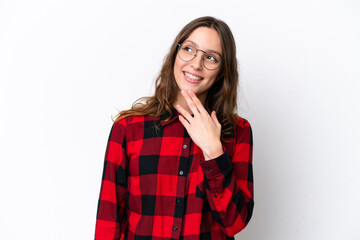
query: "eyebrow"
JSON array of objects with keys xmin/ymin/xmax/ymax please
[{"xmin": 184, "ymin": 40, "xmax": 223, "ymax": 56}]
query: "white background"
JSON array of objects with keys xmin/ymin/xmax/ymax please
[{"xmin": 1, "ymin": 0, "xmax": 359, "ymax": 239}]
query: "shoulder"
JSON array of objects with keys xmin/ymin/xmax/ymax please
[
  {"xmin": 112, "ymin": 114, "xmax": 159, "ymax": 138},
  {"xmin": 235, "ymin": 114, "xmax": 252, "ymax": 129},
  {"xmin": 234, "ymin": 114, "xmax": 253, "ymax": 144},
  {"xmin": 114, "ymin": 114, "xmax": 156, "ymax": 126}
]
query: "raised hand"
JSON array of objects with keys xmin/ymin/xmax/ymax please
[{"xmin": 176, "ymin": 89, "xmax": 224, "ymax": 161}]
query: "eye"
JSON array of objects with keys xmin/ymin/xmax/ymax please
[
  {"xmin": 205, "ymin": 54, "xmax": 219, "ymax": 63},
  {"xmin": 182, "ymin": 46, "xmax": 194, "ymax": 53}
]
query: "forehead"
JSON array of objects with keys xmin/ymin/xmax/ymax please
[{"xmin": 184, "ymin": 27, "xmax": 222, "ymax": 54}]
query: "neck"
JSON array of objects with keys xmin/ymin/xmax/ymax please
[{"xmin": 173, "ymin": 91, "xmax": 207, "ymax": 114}]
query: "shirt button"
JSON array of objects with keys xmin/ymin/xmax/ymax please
[
  {"xmin": 173, "ymin": 225, "xmax": 178, "ymax": 231},
  {"xmin": 205, "ymin": 167, "xmax": 210, "ymax": 171},
  {"xmin": 179, "ymin": 170, "xmax": 184, "ymax": 176},
  {"xmin": 176, "ymin": 198, "xmax": 181, "ymax": 203},
  {"xmin": 213, "ymin": 193, "xmax": 217, "ymax": 198},
  {"xmin": 182, "ymin": 144, "xmax": 187, "ymax": 150}
]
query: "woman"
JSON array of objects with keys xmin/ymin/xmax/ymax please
[{"xmin": 95, "ymin": 16, "xmax": 254, "ymax": 240}]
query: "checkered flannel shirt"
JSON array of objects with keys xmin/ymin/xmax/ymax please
[{"xmin": 95, "ymin": 107, "xmax": 254, "ymax": 240}]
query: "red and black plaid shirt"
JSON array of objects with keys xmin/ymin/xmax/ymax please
[{"xmin": 95, "ymin": 107, "xmax": 254, "ymax": 240}]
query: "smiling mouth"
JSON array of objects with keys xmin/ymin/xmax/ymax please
[{"xmin": 183, "ymin": 71, "xmax": 203, "ymax": 81}]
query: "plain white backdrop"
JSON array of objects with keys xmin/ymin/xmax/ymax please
[{"xmin": 1, "ymin": 0, "xmax": 359, "ymax": 239}]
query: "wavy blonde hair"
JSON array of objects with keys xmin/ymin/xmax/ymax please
[{"xmin": 113, "ymin": 16, "xmax": 240, "ymax": 141}]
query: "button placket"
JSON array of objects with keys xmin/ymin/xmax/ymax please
[
  {"xmin": 170, "ymin": 138, "xmax": 190, "ymax": 239},
  {"xmin": 171, "ymin": 217, "xmax": 183, "ymax": 238}
]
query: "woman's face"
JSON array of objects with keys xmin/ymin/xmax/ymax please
[{"xmin": 173, "ymin": 27, "xmax": 222, "ymax": 103}]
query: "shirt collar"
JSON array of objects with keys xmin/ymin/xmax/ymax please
[{"xmin": 160, "ymin": 105, "xmax": 180, "ymax": 127}]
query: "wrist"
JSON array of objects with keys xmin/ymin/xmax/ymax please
[{"xmin": 203, "ymin": 140, "xmax": 223, "ymax": 161}]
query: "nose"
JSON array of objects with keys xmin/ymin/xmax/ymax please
[{"xmin": 190, "ymin": 51, "xmax": 203, "ymax": 70}]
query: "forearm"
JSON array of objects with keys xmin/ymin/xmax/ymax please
[
  {"xmin": 202, "ymin": 139, "xmax": 224, "ymax": 161},
  {"xmin": 200, "ymin": 151, "xmax": 254, "ymax": 236}
]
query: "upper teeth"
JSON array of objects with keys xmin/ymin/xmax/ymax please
[{"xmin": 185, "ymin": 72, "xmax": 201, "ymax": 80}]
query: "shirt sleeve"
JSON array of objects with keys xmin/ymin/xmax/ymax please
[
  {"xmin": 95, "ymin": 118, "xmax": 129, "ymax": 240},
  {"xmin": 199, "ymin": 118, "xmax": 254, "ymax": 237}
]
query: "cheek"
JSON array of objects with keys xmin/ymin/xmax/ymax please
[
  {"xmin": 174, "ymin": 57, "xmax": 184, "ymax": 72},
  {"xmin": 207, "ymin": 70, "xmax": 221, "ymax": 82},
  {"xmin": 173, "ymin": 61, "xmax": 182, "ymax": 87},
  {"xmin": 174, "ymin": 58, "xmax": 186, "ymax": 80}
]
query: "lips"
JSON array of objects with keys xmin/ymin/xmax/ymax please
[{"xmin": 183, "ymin": 71, "xmax": 203, "ymax": 83}]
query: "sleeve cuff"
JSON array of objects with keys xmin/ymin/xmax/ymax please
[{"xmin": 200, "ymin": 148, "xmax": 233, "ymax": 179}]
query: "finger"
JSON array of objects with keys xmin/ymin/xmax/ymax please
[
  {"xmin": 211, "ymin": 111, "xmax": 221, "ymax": 127},
  {"xmin": 178, "ymin": 115, "xmax": 190, "ymax": 129},
  {"xmin": 181, "ymin": 90, "xmax": 200, "ymax": 117},
  {"xmin": 176, "ymin": 104, "xmax": 193, "ymax": 123},
  {"xmin": 187, "ymin": 89, "xmax": 208, "ymax": 115}
]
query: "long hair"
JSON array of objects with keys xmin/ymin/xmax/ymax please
[{"xmin": 113, "ymin": 16, "xmax": 240, "ymax": 141}]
